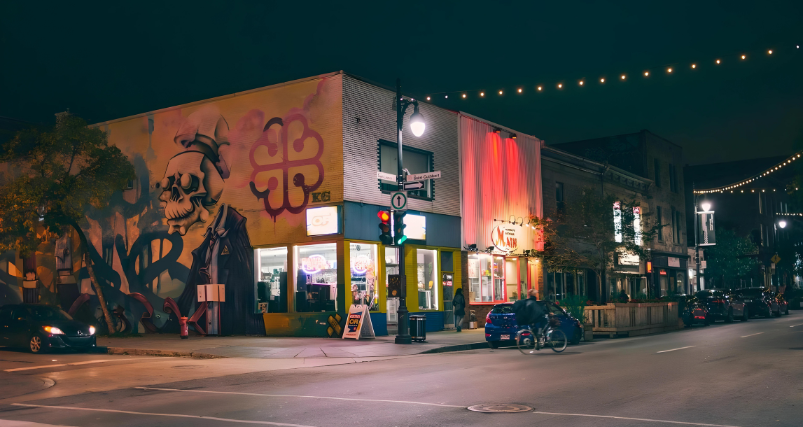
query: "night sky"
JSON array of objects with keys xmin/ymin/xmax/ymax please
[{"xmin": 1, "ymin": 1, "xmax": 801, "ymax": 165}]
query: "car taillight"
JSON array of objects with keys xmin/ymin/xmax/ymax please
[{"xmin": 486, "ymin": 312, "xmax": 492, "ymax": 324}]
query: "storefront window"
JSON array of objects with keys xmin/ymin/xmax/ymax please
[
  {"xmin": 676, "ymin": 272, "xmax": 685, "ymax": 295},
  {"xmin": 255, "ymin": 247, "xmax": 288, "ymax": 313},
  {"xmin": 417, "ymin": 249, "xmax": 438, "ymax": 310},
  {"xmin": 349, "ymin": 243, "xmax": 378, "ymax": 311},
  {"xmin": 468, "ymin": 254, "xmax": 509, "ymax": 304},
  {"xmin": 294, "ymin": 243, "xmax": 338, "ymax": 313}
]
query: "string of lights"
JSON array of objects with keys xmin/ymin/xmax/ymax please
[
  {"xmin": 694, "ymin": 153, "xmax": 802, "ymax": 194},
  {"xmin": 424, "ymin": 45, "xmax": 800, "ymax": 102}
]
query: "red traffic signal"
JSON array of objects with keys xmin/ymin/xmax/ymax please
[{"xmin": 378, "ymin": 211, "xmax": 391, "ymax": 223}]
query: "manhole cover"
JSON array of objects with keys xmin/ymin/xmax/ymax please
[{"xmin": 467, "ymin": 404, "xmax": 533, "ymax": 413}]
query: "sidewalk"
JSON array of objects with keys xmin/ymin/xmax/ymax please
[{"xmin": 97, "ymin": 329, "xmax": 488, "ymax": 359}]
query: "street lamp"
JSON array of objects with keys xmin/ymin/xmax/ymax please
[
  {"xmin": 394, "ymin": 78, "xmax": 425, "ymax": 345},
  {"xmin": 694, "ymin": 196, "xmax": 712, "ymax": 292},
  {"xmin": 779, "ymin": 220, "xmax": 787, "ymax": 229}
]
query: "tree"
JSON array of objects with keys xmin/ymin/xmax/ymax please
[
  {"xmin": 534, "ymin": 189, "xmax": 661, "ymax": 302},
  {"xmin": 703, "ymin": 228, "xmax": 758, "ymax": 288},
  {"xmin": 0, "ymin": 114, "xmax": 135, "ymax": 332}
]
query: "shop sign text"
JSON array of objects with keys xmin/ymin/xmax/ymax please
[{"xmin": 491, "ymin": 224, "xmax": 518, "ymax": 253}]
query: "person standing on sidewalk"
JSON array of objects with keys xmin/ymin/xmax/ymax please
[{"xmin": 453, "ymin": 288, "xmax": 466, "ymax": 332}]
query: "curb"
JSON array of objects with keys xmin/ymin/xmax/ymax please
[
  {"xmin": 420, "ymin": 342, "xmax": 490, "ymax": 354},
  {"xmin": 104, "ymin": 347, "xmax": 226, "ymax": 359}
]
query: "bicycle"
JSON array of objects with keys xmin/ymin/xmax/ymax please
[{"xmin": 516, "ymin": 315, "xmax": 568, "ymax": 354}]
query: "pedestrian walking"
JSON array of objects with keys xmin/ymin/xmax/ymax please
[{"xmin": 453, "ymin": 288, "xmax": 466, "ymax": 332}]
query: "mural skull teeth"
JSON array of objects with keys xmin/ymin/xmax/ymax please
[{"xmin": 157, "ymin": 151, "xmax": 224, "ymax": 235}]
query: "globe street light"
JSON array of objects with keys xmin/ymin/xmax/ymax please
[
  {"xmin": 701, "ymin": 201, "xmax": 712, "ymax": 212},
  {"xmin": 779, "ymin": 220, "xmax": 787, "ymax": 229},
  {"xmin": 394, "ymin": 78, "xmax": 425, "ymax": 345},
  {"xmin": 409, "ymin": 106, "xmax": 425, "ymax": 137},
  {"xmin": 694, "ymin": 196, "xmax": 712, "ymax": 292}
]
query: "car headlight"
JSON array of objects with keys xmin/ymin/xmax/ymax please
[
  {"xmin": 43, "ymin": 326, "xmax": 64, "ymax": 335},
  {"xmin": 89, "ymin": 326, "xmax": 96, "ymax": 335}
]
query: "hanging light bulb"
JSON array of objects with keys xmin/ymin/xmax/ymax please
[
  {"xmin": 579, "ymin": 80, "xmax": 584, "ymax": 86},
  {"xmin": 480, "ymin": 92, "xmax": 485, "ymax": 97},
  {"xmin": 426, "ymin": 96, "xmax": 431, "ymax": 101},
  {"xmin": 600, "ymin": 78, "xmax": 605, "ymax": 83},
  {"xmin": 499, "ymin": 90, "xmax": 503, "ymax": 95},
  {"xmin": 768, "ymin": 49, "xmax": 773, "ymax": 54},
  {"xmin": 741, "ymin": 54, "xmax": 746, "ymax": 60},
  {"xmin": 621, "ymin": 74, "xmax": 626, "ymax": 80},
  {"xmin": 537, "ymin": 86, "xmax": 542, "ymax": 91},
  {"xmin": 517, "ymin": 88, "xmax": 522, "ymax": 93},
  {"xmin": 557, "ymin": 83, "xmax": 563, "ymax": 89},
  {"xmin": 691, "ymin": 64, "xmax": 697, "ymax": 69},
  {"xmin": 716, "ymin": 59, "xmax": 721, "ymax": 64},
  {"xmin": 462, "ymin": 93, "xmax": 466, "ymax": 98}
]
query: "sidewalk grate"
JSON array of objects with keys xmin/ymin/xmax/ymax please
[{"xmin": 467, "ymin": 404, "xmax": 533, "ymax": 413}]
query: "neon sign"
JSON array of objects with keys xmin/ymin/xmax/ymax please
[
  {"xmin": 301, "ymin": 254, "xmax": 329, "ymax": 274},
  {"xmin": 351, "ymin": 255, "xmax": 372, "ymax": 275}
]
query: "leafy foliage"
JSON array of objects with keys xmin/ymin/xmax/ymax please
[
  {"xmin": 0, "ymin": 114, "xmax": 135, "ymax": 256},
  {"xmin": 558, "ymin": 294, "xmax": 587, "ymax": 324},
  {"xmin": 532, "ymin": 189, "xmax": 661, "ymax": 301},
  {"xmin": 703, "ymin": 228, "xmax": 758, "ymax": 288}
]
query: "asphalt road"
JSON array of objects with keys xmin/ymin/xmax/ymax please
[{"xmin": 0, "ymin": 313, "xmax": 801, "ymax": 427}]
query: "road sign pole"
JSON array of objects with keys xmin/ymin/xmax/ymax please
[{"xmin": 395, "ymin": 78, "xmax": 411, "ymax": 345}]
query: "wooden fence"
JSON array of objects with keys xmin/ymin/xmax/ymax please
[{"xmin": 584, "ymin": 302, "xmax": 680, "ymax": 337}]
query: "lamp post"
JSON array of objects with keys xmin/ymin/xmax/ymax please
[
  {"xmin": 394, "ymin": 78, "xmax": 424, "ymax": 345},
  {"xmin": 694, "ymin": 195, "xmax": 712, "ymax": 293}
]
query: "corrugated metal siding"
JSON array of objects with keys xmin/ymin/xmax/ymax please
[
  {"xmin": 459, "ymin": 114, "xmax": 543, "ymax": 250},
  {"xmin": 342, "ymin": 75, "xmax": 460, "ymax": 216}
]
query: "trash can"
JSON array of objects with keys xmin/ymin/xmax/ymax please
[{"xmin": 409, "ymin": 314, "xmax": 427, "ymax": 342}]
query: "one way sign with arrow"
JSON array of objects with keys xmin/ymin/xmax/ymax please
[{"xmin": 403, "ymin": 181, "xmax": 425, "ymax": 191}]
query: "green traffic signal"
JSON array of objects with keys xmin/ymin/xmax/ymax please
[{"xmin": 393, "ymin": 211, "xmax": 407, "ymax": 245}]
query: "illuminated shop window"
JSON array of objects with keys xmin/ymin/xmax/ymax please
[
  {"xmin": 467, "ymin": 254, "xmax": 506, "ymax": 304},
  {"xmin": 349, "ymin": 242, "xmax": 379, "ymax": 311},
  {"xmin": 294, "ymin": 243, "xmax": 338, "ymax": 313},
  {"xmin": 417, "ymin": 249, "xmax": 438, "ymax": 310},
  {"xmin": 255, "ymin": 247, "xmax": 288, "ymax": 313}
]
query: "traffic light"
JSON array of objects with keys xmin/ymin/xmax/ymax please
[
  {"xmin": 394, "ymin": 210, "xmax": 407, "ymax": 245},
  {"xmin": 378, "ymin": 210, "xmax": 393, "ymax": 245}
]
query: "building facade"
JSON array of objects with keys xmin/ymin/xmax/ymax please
[
  {"xmin": 458, "ymin": 113, "xmax": 544, "ymax": 326},
  {"xmin": 547, "ymin": 130, "xmax": 689, "ymax": 300}
]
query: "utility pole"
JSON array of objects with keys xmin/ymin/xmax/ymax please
[{"xmin": 395, "ymin": 78, "xmax": 412, "ymax": 344}]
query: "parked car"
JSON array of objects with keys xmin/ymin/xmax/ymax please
[
  {"xmin": 0, "ymin": 304, "xmax": 96, "ymax": 353},
  {"xmin": 771, "ymin": 292, "xmax": 789, "ymax": 316},
  {"xmin": 485, "ymin": 301, "xmax": 583, "ymax": 348},
  {"xmin": 733, "ymin": 288, "xmax": 774, "ymax": 318},
  {"xmin": 677, "ymin": 294, "xmax": 711, "ymax": 326},
  {"xmin": 695, "ymin": 290, "xmax": 746, "ymax": 323}
]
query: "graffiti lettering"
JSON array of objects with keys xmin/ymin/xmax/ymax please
[{"xmin": 311, "ymin": 191, "xmax": 330, "ymax": 203}]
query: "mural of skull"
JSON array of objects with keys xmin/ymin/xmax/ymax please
[{"xmin": 156, "ymin": 151, "xmax": 224, "ymax": 235}]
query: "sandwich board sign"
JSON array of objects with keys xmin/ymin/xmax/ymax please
[{"xmin": 342, "ymin": 304, "xmax": 376, "ymax": 340}]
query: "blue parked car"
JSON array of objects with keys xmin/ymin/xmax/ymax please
[{"xmin": 485, "ymin": 301, "xmax": 583, "ymax": 348}]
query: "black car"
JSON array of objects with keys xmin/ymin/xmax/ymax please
[
  {"xmin": 676, "ymin": 294, "xmax": 711, "ymax": 326},
  {"xmin": 0, "ymin": 304, "xmax": 97, "ymax": 353},
  {"xmin": 732, "ymin": 288, "xmax": 776, "ymax": 318},
  {"xmin": 695, "ymin": 290, "xmax": 747, "ymax": 323}
]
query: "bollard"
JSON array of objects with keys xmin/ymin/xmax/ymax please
[{"xmin": 179, "ymin": 316, "xmax": 189, "ymax": 339}]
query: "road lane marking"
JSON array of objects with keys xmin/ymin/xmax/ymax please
[
  {"xmin": 11, "ymin": 404, "xmax": 314, "ymax": 427},
  {"xmin": 741, "ymin": 332, "xmax": 763, "ymax": 338},
  {"xmin": 4, "ymin": 359, "xmax": 146, "ymax": 372},
  {"xmin": 532, "ymin": 411, "xmax": 740, "ymax": 427},
  {"xmin": 136, "ymin": 387, "xmax": 465, "ymax": 408},
  {"xmin": 656, "ymin": 346, "xmax": 694, "ymax": 354},
  {"xmin": 790, "ymin": 324, "xmax": 803, "ymax": 328}
]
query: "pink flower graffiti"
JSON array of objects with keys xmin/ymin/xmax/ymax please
[{"xmin": 248, "ymin": 114, "xmax": 324, "ymax": 220}]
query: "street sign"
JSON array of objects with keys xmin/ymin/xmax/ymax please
[
  {"xmin": 390, "ymin": 192, "xmax": 407, "ymax": 210},
  {"xmin": 406, "ymin": 171, "xmax": 441, "ymax": 182},
  {"xmin": 403, "ymin": 181, "xmax": 425, "ymax": 191},
  {"xmin": 771, "ymin": 254, "xmax": 781, "ymax": 264},
  {"xmin": 377, "ymin": 171, "xmax": 397, "ymax": 182}
]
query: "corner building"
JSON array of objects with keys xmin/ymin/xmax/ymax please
[{"xmin": 77, "ymin": 72, "xmax": 463, "ymax": 337}]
